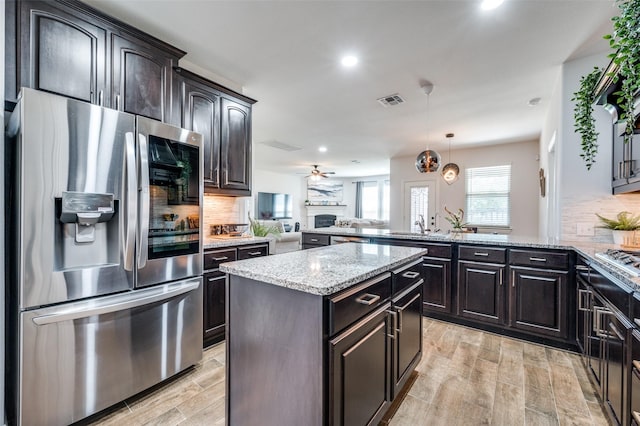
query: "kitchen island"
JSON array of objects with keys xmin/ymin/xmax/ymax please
[{"xmin": 220, "ymin": 243, "xmax": 428, "ymax": 426}]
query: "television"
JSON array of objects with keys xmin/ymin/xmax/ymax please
[{"xmin": 256, "ymin": 192, "xmax": 293, "ymax": 220}]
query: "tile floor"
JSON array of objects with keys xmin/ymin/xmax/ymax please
[{"xmin": 87, "ymin": 318, "xmax": 611, "ymax": 426}]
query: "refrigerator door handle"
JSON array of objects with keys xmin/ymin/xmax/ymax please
[
  {"xmin": 124, "ymin": 131, "xmax": 137, "ymax": 271},
  {"xmin": 32, "ymin": 280, "xmax": 200, "ymax": 325},
  {"xmin": 137, "ymin": 131, "xmax": 150, "ymax": 269}
]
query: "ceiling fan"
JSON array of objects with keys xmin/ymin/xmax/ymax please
[{"xmin": 304, "ymin": 164, "xmax": 335, "ymax": 179}]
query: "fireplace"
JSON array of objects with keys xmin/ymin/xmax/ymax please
[{"xmin": 315, "ymin": 214, "xmax": 337, "ymax": 228}]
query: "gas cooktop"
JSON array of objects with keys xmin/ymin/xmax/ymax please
[{"xmin": 595, "ymin": 249, "xmax": 640, "ymax": 278}]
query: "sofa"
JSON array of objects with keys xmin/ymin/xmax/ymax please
[{"xmin": 257, "ymin": 220, "xmax": 302, "ymax": 254}]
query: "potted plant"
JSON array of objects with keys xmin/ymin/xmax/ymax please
[
  {"xmin": 596, "ymin": 211, "xmax": 640, "ymax": 245},
  {"xmin": 604, "ymin": 0, "xmax": 640, "ymax": 145},
  {"xmin": 248, "ymin": 213, "xmax": 281, "ymax": 238},
  {"xmin": 572, "ymin": 67, "xmax": 602, "ymax": 170},
  {"xmin": 444, "ymin": 207, "xmax": 468, "ymax": 233}
]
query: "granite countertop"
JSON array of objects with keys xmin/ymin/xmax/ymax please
[
  {"xmin": 203, "ymin": 236, "xmax": 270, "ymax": 249},
  {"xmin": 220, "ymin": 243, "xmax": 427, "ymax": 296},
  {"xmin": 303, "ymin": 228, "xmax": 640, "ymax": 291}
]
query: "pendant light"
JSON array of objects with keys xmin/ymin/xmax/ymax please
[
  {"xmin": 415, "ymin": 81, "xmax": 441, "ymax": 173},
  {"xmin": 441, "ymin": 132, "xmax": 460, "ymax": 184}
]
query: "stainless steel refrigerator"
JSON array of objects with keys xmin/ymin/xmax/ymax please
[{"xmin": 5, "ymin": 88, "xmax": 204, "ymax": 425}]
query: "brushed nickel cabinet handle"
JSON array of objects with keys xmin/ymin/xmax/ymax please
[
  {"xmin": 474, "ymin": 252, "xmax": 489, "ymax": 257},
  {"xmin": 499, "ymin": 269, "xmax": 503, "ymax": 286},
  {"xmin": 529, "ymin": 257, "xmax": 547, "ymax": 262},
  {"xmin": 386, "ymin": 310, "xmax": 397, "ymax": 339},
  {"xmin": 98, "ymin": 90, "xmax": 104, "ymax": 106},
  {"xmin": 212, "ymin": 256, "xmax": 229, "ymax": 261},
  {"xmin": 512, "ymin": 270, "xmax": 515, "ymax": 288},
  {"xmin": 576, "ymin": 265, "xmax": 589, "ymax": 271},
  {"xmin": 402, "ymin": 271, "xmax": 420, "ymax": 279},
  {"xmin": 355, "ymin": 293, "xmax": 381, "ymax": 306},
  {"xmin": 635, "ymin": 318, "xmax": 640, "ymax": 328},
  {"xmin": 310, "ymin": 238, "xmax": 319, "ymax": 242},
  {"xmin": 247, "ymin": 251, "xmax": 262, "ymax": 256},
  {"xmin": 115, "ymin": 95, "xmax": 120, "ymax": 110}
]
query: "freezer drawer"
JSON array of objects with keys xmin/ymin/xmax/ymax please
[{"xmin": 17, "ymin": 277, "xmax": 203, "ymax": 426}]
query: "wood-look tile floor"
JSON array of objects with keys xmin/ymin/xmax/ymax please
[{"xmin": 87, "ymin": 318, "xmax": 611, "ymax": 426}]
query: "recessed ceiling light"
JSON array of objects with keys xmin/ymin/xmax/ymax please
[
  {"xmin": 318, "ymin": 146, "xmax": 327, "ymax": 153},
  {"xmin": 480, "ymin": 0, "xmax": 504, "ymax": 10},
  {"xmin": 341, "ymin": 55, "xmax": 358, "ymax": 67}
]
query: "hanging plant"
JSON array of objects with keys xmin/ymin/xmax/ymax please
[
  {"xmin": 572, "ymin": 67, "xmax": 602, "ymax": 170},
  {"xmin": 604, "ymin": 0, "xmax": 640, "ymax": 143}
]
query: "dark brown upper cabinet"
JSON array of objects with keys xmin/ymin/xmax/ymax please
[
  {"xmin": 173, "ymin": 68, "xmax": 256, "ymax": 196},
  {"xmin": 6, "ymin": 0, "xmax": 185, "ymax": 120}
]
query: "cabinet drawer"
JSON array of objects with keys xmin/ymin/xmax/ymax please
[
  {"xmin": 510, "ymin": 249, "xmax": 569, "ymax": 270},
  {"xmin": 237, "ymin": 244, "xmax": 269, "ymax": 260},
  {"xmin": 303, "ymin": 233, "xmax": 330, "ymax": 246},
  {"xmin": 204, "ymin": 248, "xmax": 237, "ymax": 270},
  {"xmin": 459, "ymin": 245, "xmax": 506, "ymax": 263},
  {"xmin": 328, "ymin": 273, "xmax": 392, "ymax": 336},
  {"xmin": 392, "ymin": 259, "xmax": 423, "ymax": 294}
]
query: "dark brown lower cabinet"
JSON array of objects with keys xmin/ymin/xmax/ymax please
[
  {"xmin": 203, "ymin": 272, "xmax": 225, "ymax": 345},
  {"xmin": 458, "ymin": 261, "xmax": 505, "ymax": 325},
  {"xmin": 604, "ymin": 312, "xmax": 633, "ymax": 426},
  {"xmin": 510, "ymin": 267, "xmax": 568, "ymax": 339},
  {"xmin": 329, "ymin": 303, "xmax": 393, "ymax": 426},
  {"xmin": 422, "ymin": 257, "xmax": 451, "ymax": 314},
  {"xmin": 392, "ymin": 281, "xmax": 423, "ymax": 397}
]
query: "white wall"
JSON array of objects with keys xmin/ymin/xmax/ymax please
[
  {"xmin": 541, "ymin": 52, "xmax": 640, "ymax": 243},
  {"xmin": 390, "ymin": 140, "xmax": 540, "ymax": 237}
]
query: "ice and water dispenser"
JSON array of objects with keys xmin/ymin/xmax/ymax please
[{"xmin": 56, "ymin": 191, "xmax": 119, "ymax": 270}]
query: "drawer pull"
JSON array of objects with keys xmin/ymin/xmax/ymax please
[
  {"xmin": 355, "ymin": 293, "xmax": 381, "ymax": 306},
  {"xmin": 402, "ymin": 271, "xmax": 420, "ymax": 279},
  {"xmin": 247, "ymin": 251, "xmax": 262, "ymax": 256},
  {"xmin": 576, "ymin": 265, "xmax": 589, "ymax": 271},
  {"xmin": 635, "ymin": 318, "xmax": 640, "ymax": 328},
  {"xmin": 474, "ymin": 252, "xmax": 489, "ymax": 257},
  {"xmin": 529, "ymin": 257, "xmax": 547, "ymax": 262},
  {"xmin": 208, "ymin": 277, "xmax": 218, "ymax": 282},
  {"xmin": 310, "ymin": 238, "xmax": 319, "ymax": 242},
  {"xmin": 633, "ymin": 411, "xmax": 640, "ymax": 426},
  {"xmin": 212, "ymin": 256, "xmax": 229, "ymax": 261}
]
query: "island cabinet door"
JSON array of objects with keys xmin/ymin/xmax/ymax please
[
  {"xmin": 329, "ymin": 302, "xmax": 393, "ymax": 426},
  {"xmin": 203, "ymin": 272, "xmax": 225, "ymax": 346},
  {"xmin": 457, "ymin": 261, "xmax": 505, "ymax": 325},
  {"xmin": 422, "ymin": 257, "xmax": 451, "ymax": 314},
  {"xmin": 392, "ymin": 281, "xmax": 423, "ymax": 399}
]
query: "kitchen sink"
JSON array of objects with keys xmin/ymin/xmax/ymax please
[{"xmin": 388, "ymin": 231, "xmax": 449, "ymax": 238}]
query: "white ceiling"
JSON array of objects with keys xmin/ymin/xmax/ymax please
[{"xmin": 85, "ymin": 0, "xmax": 616, "ymax": 178}]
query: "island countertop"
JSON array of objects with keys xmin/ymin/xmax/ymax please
[{"xmin": 219, "ymin": 242, "xmax": 427, "ymax": 296}]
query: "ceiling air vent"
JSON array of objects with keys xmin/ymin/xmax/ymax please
[
  {"xmin": 259, "ymin": 140, "xmax": 302, "ymax": 152},
  {"xmin": 377, "ymin": 93, "xmax": 405, "ymax": 107}
]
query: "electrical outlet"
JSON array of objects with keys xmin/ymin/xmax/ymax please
[{"xmin": 576, "ymin": 222, "xmax": 595, "ymax": 236}]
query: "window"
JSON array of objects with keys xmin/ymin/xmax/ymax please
[
  {"xmin": 356, "ymin": 179, "xmax": 390, "ymax": 220},
  {"xmin": 465, "ymin": 165, "xmax": 511, "ymax": 227}
]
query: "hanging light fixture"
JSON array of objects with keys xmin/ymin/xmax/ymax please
[
  {"xmin": 415, "ymin": 81, "xmax": 441, "ymax": 173},
  {"xmin": 441, "ymin": 132, "xmax": 460, "ymax": 184}
]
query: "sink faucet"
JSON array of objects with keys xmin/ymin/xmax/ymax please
[{"xmin": 415, "ymin": 214, "xmax": 426, "ymax": 234}]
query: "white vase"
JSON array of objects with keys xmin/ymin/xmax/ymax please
[{"xmin": 611, "ymin": 230, "xmax": 636, "ymax": 246}]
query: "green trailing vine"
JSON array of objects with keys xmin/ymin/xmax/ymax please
[
  {"xmin": 572, "ymin": 67, "xmax": 602, "ymax": 170},
  {"xmin": 605, "ymin": 0, "xmax": 640, "ymax": 143}
]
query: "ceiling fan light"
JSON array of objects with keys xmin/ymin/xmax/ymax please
[
  {"xmin": 310, "ymin": 173, "xmax": 321, "ymax": 181},
  {"xmin": 415, "ymin": 150, "xmax": 441, "ymax": 173},
  {"xmin": 441, "ymin": 163, "xmax": 460, "ymax": 184}
]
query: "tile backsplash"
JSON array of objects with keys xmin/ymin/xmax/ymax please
[
  {"xmin": 562, "ymin": 193, "xmax": 640, "ymax": 242},
  {"xmin": 203, "ymin": 195, "xmax": 250, "ymax": 232}
]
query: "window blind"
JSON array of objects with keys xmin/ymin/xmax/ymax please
[
  {"xmin": 410, "ymin": 186, "xmax": 428, "ymax": 233},
  {"xmin": 465, "ymin": 165, "xmax": 511, "ymax": 227}
]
